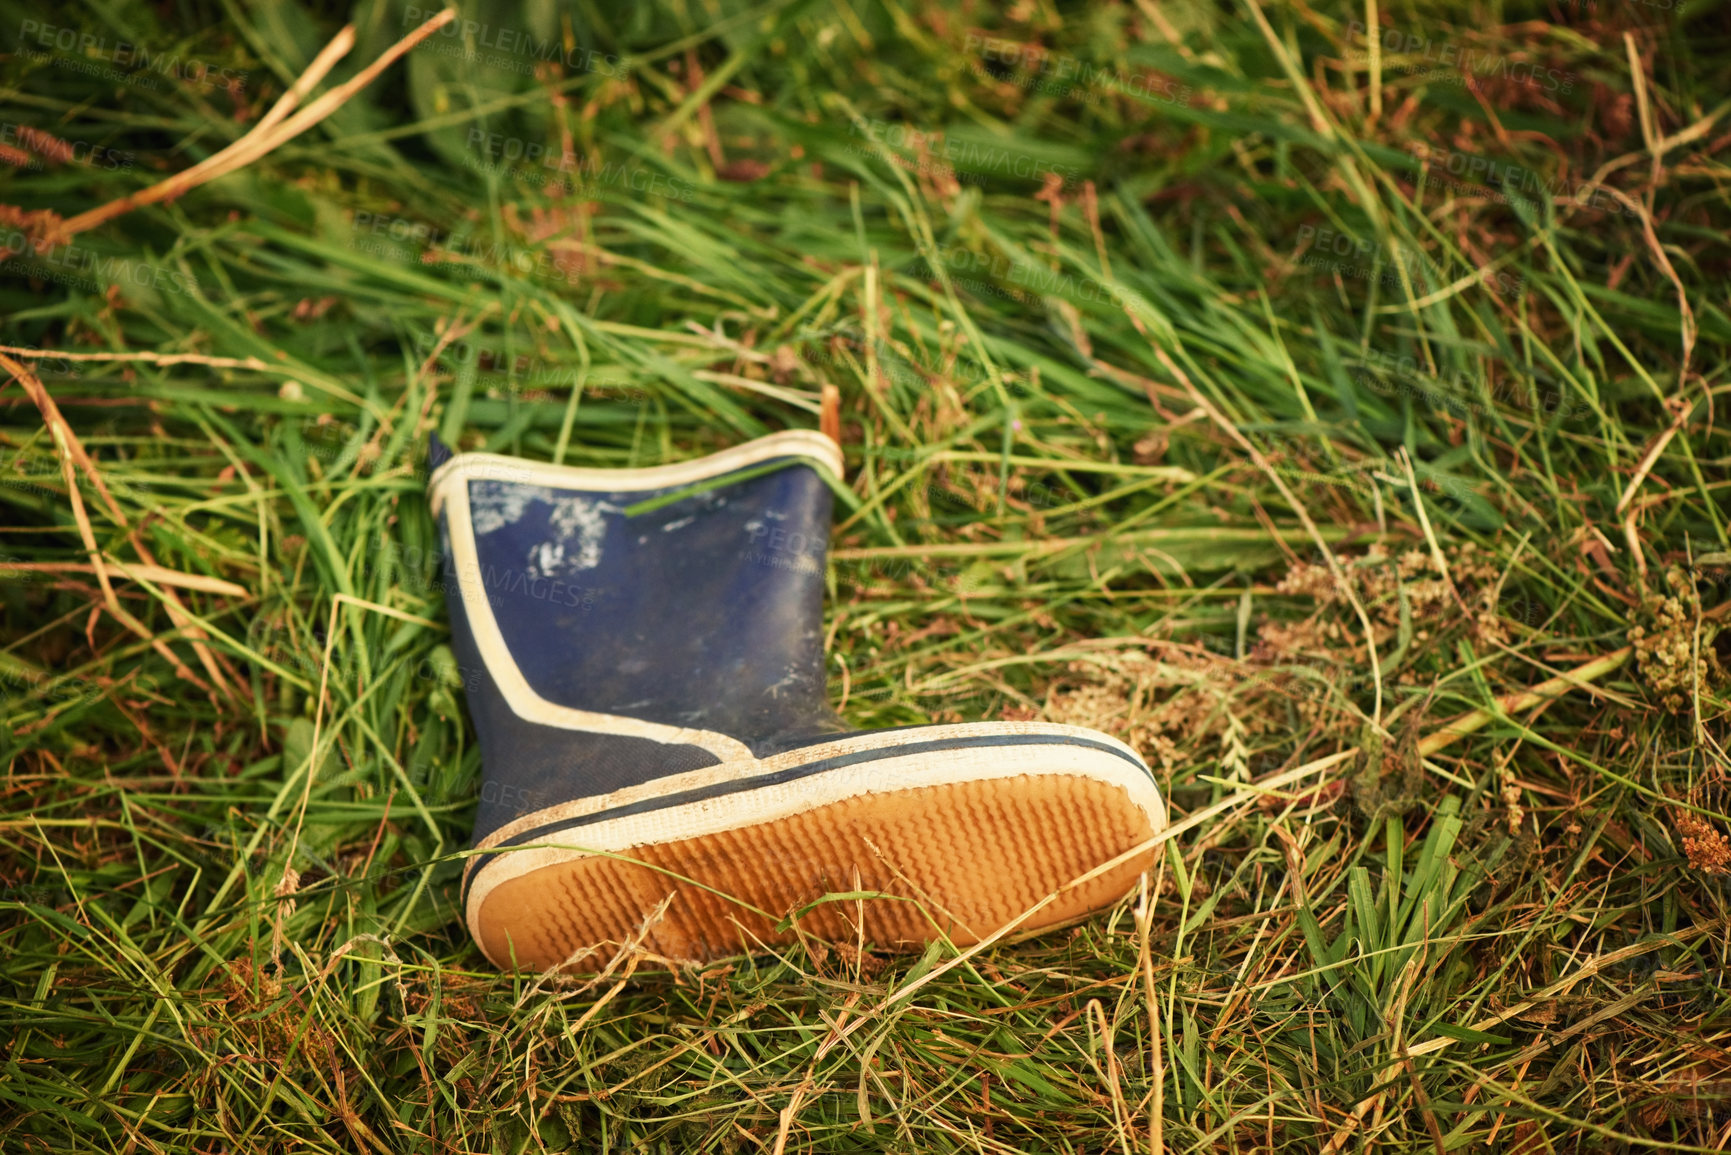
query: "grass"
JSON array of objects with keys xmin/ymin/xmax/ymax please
[{"xmin": 1, "ymin": 0, "xmax": 1729, "ymax": 1149}]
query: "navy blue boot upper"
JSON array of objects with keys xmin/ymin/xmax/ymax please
[{"xmin": 431, "ymin": 436, "xmax": 848, "ymax": 845}]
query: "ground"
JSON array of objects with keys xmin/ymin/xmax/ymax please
[{"xmin": 1, "ymin": 0, "xmax": 1729, "ymax": 1150}]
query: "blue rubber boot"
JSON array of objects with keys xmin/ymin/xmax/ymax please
[{"xmin": 429, "ymin": 430, "xmax": 1166, "ymax": 970}]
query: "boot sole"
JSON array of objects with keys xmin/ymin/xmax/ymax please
[{"xmin": 465, "ymin": 730, "xmax": 1164, "ymax": 971}]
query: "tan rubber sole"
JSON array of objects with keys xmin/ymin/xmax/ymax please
[{"xmin": 473, "ymin": 772, "xmax": 1160, "ymax": 971}]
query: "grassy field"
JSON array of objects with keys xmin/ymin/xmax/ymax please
[{"xmin": 1, "ymin": 0, "xmax": 1729, "ymax": 1149}]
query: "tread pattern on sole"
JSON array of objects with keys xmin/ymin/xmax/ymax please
[{"xmin": 475, "ymin": 773, "xmax": 1158, "ymax": 971}]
